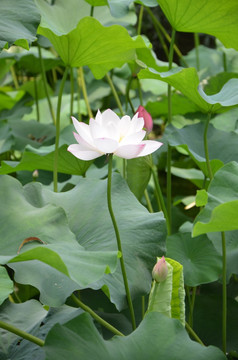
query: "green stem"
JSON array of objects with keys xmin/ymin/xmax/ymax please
[
  {"xmin": 0, "ymin": 320, "xmax": 44, "ymax": 347},
  {"xmin": 166, "ymin": 28, "xmax": 176, "ymax": 235},
  {"xmin": 90, "ymin": 5, "xmax": 94, "ymax": 16},
  {"xmin": 10, "ymin": 65, "xmax": 19, "ymax": 89},
  {"xmin": 221, "ymin": 231, "xmax": 227, "ymax": 354},
  {"xmin": 137, "ymin": 5, "xmax": 144, "ymax": 35},
  {"xmin": 105, "ymin": 73, "xmax": 124, "ymax": 116},
  {"xmin": 137, "ymin": 77, "xmax": 143, "ymax": 106},
  {"xmin": 185, "ymin": 322, "xmax": 205, "ymax": 346},
  {"xmin": 144, "ymin": 188, "xmax": 153, "ymax": 213},
  {"xmin": 34, "ymin": 77, "xmax": 40, "ymax": 122},
  {"xmin": 145, "ymin": 8, "xmax": 188, "ymax": 67},
  {"xmin": 151, "ymin": 165, "xmax": 170, "ymax": 235},
  {"xmin": 107, "ymin": 154, "xmax": 136, "ymax": 330},
  {"xmin": 78, "ymin": 67, "xmax": 93, "ymax": 119},
  {"xmin": 145, "ymin": 7, "xmax": 169, "ymax": 60},
  {"xmin": 70, "ymin": 67, "xmax": 74, "ymax": 118},
  {"xmin": 71, "ymin": 294, "xmax": 124, "ymax": 336},
  {"xmin": 188, "ymin": 286, "xmax": 196, "ymax": 327},
  {"xmin": 126, "ymin": 76, "xmax": 135, "ymax": 113},
  {"xmin": 38, "ymin": 45, "xmax": 56, "ymax": 125},
  {"xmin": 53, "ymin": 67, "xmax": 69, "ymax": 192},
  {"xmin": 223, "ymin": 52, "xmax": 227, "ymax": 72},
  {"xmin": 203, "ymin": 112, "xmax": 213, "ymax": 181},
  {"xmin": 194, "ymin": 33, "xmax": 200, "ymax": 71}
]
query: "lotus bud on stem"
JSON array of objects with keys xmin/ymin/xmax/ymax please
[{"xmin": 152, "ymin": 256, "xmax": 168, "ymax": 283}]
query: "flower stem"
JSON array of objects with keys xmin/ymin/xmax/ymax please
[
  {"xmin": 221, "ymin": 231, "xmax": 227, "ymax": 354},
  {"xmin": 78, "ymin": 67, "xmax": 93, "ymax": 119},
  {"xmin": 137, "ymin": 5, "xmax": 144, "ymax": 35},
  {"xmin": 38, "ymin": 45, "xmax": 56, "ymax": 125},
  {"xmin": 145, "ymin": 8, "xmax": 188, "ymax": 67},
  {"xmin": 53, "ymin": 66, "xmax": 69, "ymax": 192},
  {"xmin": 151, "ymin": 165, "xmax": 170, "ymax": 235},
  {"xmin": 107, "ymin": 154, "xmax": 136, "ymax": 330},
  {"xmin": 144, "ymin": 188, "xmax": 153, "ymax": 213},
  {"xmin": 105, "ymin": 73, "xmax": 124, "ymax": 116},
  {"xmin": 185, "ymin": 322, "xmax": 205, "ymax": 346},
  {"xmin": 70, "ymin": 66, "xmax": 74, "ymax": 118},
  {"xmin": 10, "ymin": 65, "xmax": 19, "ymax": 89},
  {"xmin": 0, "ymin": 320, "xmax": 44, "ymax": 347},
  {"xmin": 71, "ymin": 294, "xmax": 124, "ymax": 336},
  {"xmin": 194, "ymin": 33, "xmax": 200, "ymax": 71},
  {"xmin": 166, "ymin": 28, "xmax": 176, "ymax": 235},
  {"xmin": 203, "ymin": 111, "xmax": 213, "ymax": 181},
  {"xmin": 34, "ymin": 77, "xmax": 40, "ymax": 122}
]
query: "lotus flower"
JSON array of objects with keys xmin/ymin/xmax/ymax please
[
  {"xmin": 67, "ymin": 109, "xmax": 162, "ymax": 160},
  {"xmin": 152, "ymin": 256, "xmax": 168, "ymax": 283},
  {"xmin": 136, "ymin": 105, "xmax": 153, "ymax": 133}
]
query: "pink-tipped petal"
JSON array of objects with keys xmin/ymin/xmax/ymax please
[
  {"xmin": 114, "ymin": 144, "xmax": 145, "ymax": 159},
  {"xmin": 67, "ymin": 144, "xmax": 101, "ymax": 160},
  {"xmin": 71, "ymin": 117, "xmax": 93, "ymax": 145},
  {"xmin": 136, "ymin": 140, "xmax": 163, "ymax": 157}
]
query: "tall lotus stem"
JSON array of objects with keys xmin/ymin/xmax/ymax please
[
  {"xmin": 53, "ymin": 67, "xmax": 69, "ymax": 192},
  {"xmin": 107, "ymin": 154, "xmax": 136, "ymax": 330}
]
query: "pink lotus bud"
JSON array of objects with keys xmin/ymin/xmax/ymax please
[
  {"xmin": 152, "ymin": 256, "xmax": 168, "ymax": 282},
  {"xmin": 136, "ymin": 105, "xmax": 153, "ymax": 133}
]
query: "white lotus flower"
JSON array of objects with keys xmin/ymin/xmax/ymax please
[{"xmin": 67, "ymin": 109, "xmax": 162, "ymax": 160}]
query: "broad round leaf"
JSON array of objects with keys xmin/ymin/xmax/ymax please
[
  {"xmin": 36, "ymin": 173, "xmax": 167, "ymax": 310},
  {"xmin": 0, "ymin": 175, "xmax": 118, "ymax": 306},
  {"xmin": 0, "ymin": 0, "xmax": 40, "ymax": 51},
  {"xmin": 193, "ymin": 162, "xmax": 238, "ymax": 236},
  {"xmin": 166, "ymin": 231, "xmax": 222, "ymax": 286},
  {"xmin": 157, "ymin": 0, "xmax": 238, "ymax": 50},
  {"xmin": 0, "ymin": 267, "xmax": 13, "ymax": 305},
  {"xmin": 44, "ymin": 312, "xmax": 226, "ymax": 359}
]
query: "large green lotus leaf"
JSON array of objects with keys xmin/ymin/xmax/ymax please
[
  {"xmin": 38, "ymin": 17, "xmax": 146, "ymax": 78},
  {"xmin": 171, "ymin": 167, "xmax": 207, "ymax": 189},
  {"xmin": 0, "ymin": 176, "xmax": 118, "ymax": 306},
  {"xmin": 7, "ymin": 119, "xmax": 55, "ymax": 151},
  {"xmin": 0, "ymin": 267, "xmax": 13, "ymax": 305},
  {"xmin": 157, "ymin": 0, "xmax": 238, "ymax": 50},
  {"xmin": 44, "ymin": 312, "xmax": 226, "ymax": 360},
  {"xmin": 0, "ymin": 144, "xmax": 91, "ymax": 176},
  {"xmin": 183, "ymin": 45, "xmax": 224, "ymax": 79},
  {"xmin": 26, "ymin": 172, "xmax": 166, "ymax": 310},
  {"xmin": 6, "ymin": 245, "xmax": 119, "ymax": 306},
  {"xmin": 0, "ymin": 47, "xmax": 62, "ymax": 75},
  {"xmin": 126, "ymin": 155, "xmax": 152, "ymax": 200},
  {"xmin": 0, "ymin": 0, "xmax": 40, "ymax": 51},
  {"xmin": 35, "ymin": 0, "xmax": 136, "ymax": 34},
  {"xmin": 166, "ymin": 230, "xmax": 222, "ymax": 286},
  {"xmin": 146, "ymin": 94, "xmax": 200, "ymax": 117},
  {"xmin": 164, "ymin": 122, "xmax": 238, "ymax": 174},
  {"xmin": 139, "ymin": 67, "xmax": 238, "ymax": 113},
  {"xmin": 0, "ymin": 299, "xmax": 46, "ymax": 359},
  {"xmin": 211, "ymin": 108, "xmax": 238, "ymax": 133},
  {"xmin": 0, "ymin": 299, "xmax": 83, "ymax": 360},
  {"xmin": 193, "ymin": 162, "xmax": 238, "ymax": 236},
  {"xmin": 0, "ymin": 89, "xmax": 25, "ymax": 112}
]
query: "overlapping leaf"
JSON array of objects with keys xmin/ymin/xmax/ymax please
[
  {"xmin": 157, "ymin": 0, "xmax": 238, "ymax": 50},
  {"xmin": 44, "ymin": 312, "xmax": 226, "ymax": 359},
  {"xmin": 193, "ymin": 162, "xmax": 238, "ymax": 236},
  {"xmin": 36, "ymin": 0, "xmax": 146, "ymax": 78},
  {"xmin": 0, "ymin": 0, "xmax": 40, "ymax": 51}
]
